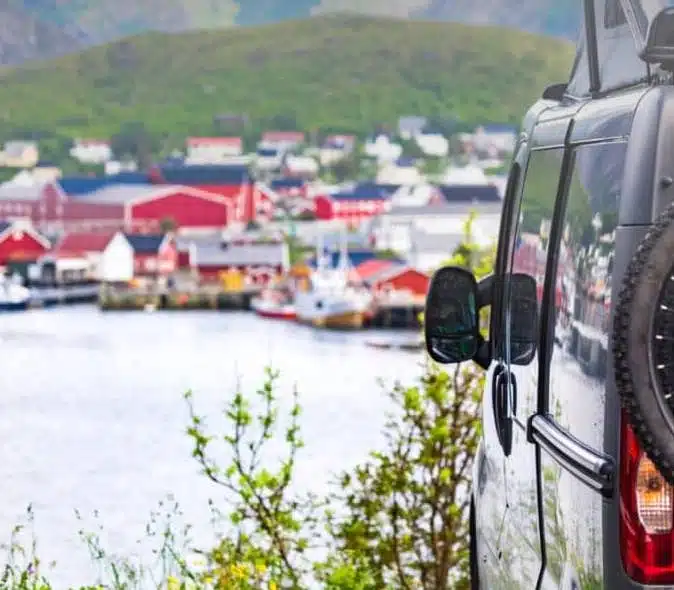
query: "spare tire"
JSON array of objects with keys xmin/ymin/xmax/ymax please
[{"xmin": 614, "ymin": 202, "xmax": 674, "ymax": 483}]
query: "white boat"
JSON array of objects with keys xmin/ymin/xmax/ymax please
[
  {"xmin": 295, "ymin": 229, "xmax": 373, "ymax": 329},
  {"xmin": 0, "ymin": 274, "xmax": 31, "ymax": 311},
  {"xmin": 251, "ymin": 293, "xmax": 296, "ymax": 320}
]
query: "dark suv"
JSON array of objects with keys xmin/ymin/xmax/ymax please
[{"xmin": 424, "ymin": 1, "xmax": 674, "ymax": 588}]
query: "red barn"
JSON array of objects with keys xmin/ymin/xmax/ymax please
[
  {"xmin": 0, "ymin": 182, "xmax": 126, "ymax": 234},
  {"xmin": 359, "ymin": 260, "xmax": 430, "ymax": 300},
  {"xmin": 314, "ymin": 182, "xmax": 398, "ymax": 222},
  {"xmin": 150, "ymin": 164, "xmax": 259, "ymax": 223},
  {"xmin": 76, "ymin": 185, "xmax": 232, "ymax": 231},
  {"xmin": 0, "ymin": 221, "xmax": 50, "ymax": 267},
  {"xmin": 124, "ymin": 233, "xmax": 177, "ymax": 276}
]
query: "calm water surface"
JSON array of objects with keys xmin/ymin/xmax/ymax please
[{"xmin": 0, "ymin": 306, "xmax": 421, "ymax": 586}]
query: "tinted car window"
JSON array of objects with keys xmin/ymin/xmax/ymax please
[
  {"xmin": 506, "ymin": 147, "xmax": 564, "ymax": 416},
  {"xmin": 548, "ymin": 141, "xmax": 625, "ymax": 447}
]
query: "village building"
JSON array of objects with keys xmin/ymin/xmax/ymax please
[
  {"xmin": 314, "ymin": 182, "xmax": 400, "ymax": 222},
  {"xmin": 0, "ymin": 182, "xmax": 127, "ymax": 235},
  {"xmin": 185, "ymin": 137, "xmax": 243, "ymax": 163},
  {"xmin": 175, "ymin": 233, "xmax": 289, "ymax": 285},
  {"xmin": 148, "ymin": 164, "xmax": 271, "ymax": 225},
  {"xmin": 74, "ymin": 184, "xmax": 233, "ymax": 232},
  {"xmin": 124, "ymin": 233, "xmax": 177, "ymax": 277},
  {"xmin": 368, "ymin": 200, "xmax": 503, "ymax": 271},
  {"xmin": 38, "ymin": 230, "xmax": 134, "ymax": 283},
  {"xmin": 260, "ymin": 131, "xmax": 305, "ymax": 150},
  {"xmin": 0, "ymin": 141, "xmax": 39, "ymax": 168},
  {"xmin": 357, "ymin": 261, "xmax": 430, "ymax": 301},
  {"xmin": 0, "ymin": 220, "xmax": 50, "ymax": 270},
  {"xmin": 70, "ymin": 139, "xmax": 113, "ymax": 164}
]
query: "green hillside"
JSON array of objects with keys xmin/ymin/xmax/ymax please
[{"xmin": 0, "ymin": 15, "xmax": 575, "ymax": 140}]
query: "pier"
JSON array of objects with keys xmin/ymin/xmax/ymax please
[{"xmin": 98, "ymin": 284, "xmax": 262, "ymax": 311}]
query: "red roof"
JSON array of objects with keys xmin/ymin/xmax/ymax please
[
  {"xmin": 53, "ymin": 231, "xmax": 117, "ymax": 257},
  {"xmin": 262, "ymin": 131, "xmax": 305, "ymax": 142},
  {"xmin": 354, "ymin": 258, "xmax": 394, "ymax": 280}
]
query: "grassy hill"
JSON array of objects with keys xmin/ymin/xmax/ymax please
[{"xmin": 0, "ymin": 15, "xmax": 575, "ymax": 140}]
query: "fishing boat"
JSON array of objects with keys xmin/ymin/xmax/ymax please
[
  {"xmin": 251, "ymin": 285, "xmax": 296, "ymax": 320},
  {"xmin": 0, "ymin": 274, "xmax": 31, "ymax": 312},
  {"xmin": 294, "ymin": 229, "xmax": 373, "ymax": 330}
]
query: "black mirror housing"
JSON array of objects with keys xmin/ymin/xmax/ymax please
[
  {"xmin": 424, "ymin": 266, "xmax": 480, "ymax": 364},
  {"xmin": 640, "ymin": 7, "xmax": 674, "ymax": 69}
]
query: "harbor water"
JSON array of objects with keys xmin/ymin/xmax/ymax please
[{"xmin": 0, "ymin": 305, "xmax": 421, "ymax": 586}]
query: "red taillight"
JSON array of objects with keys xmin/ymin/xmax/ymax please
[{"xmin": 620, "ymin": 411, "xmax": 674, "ymax": 583}]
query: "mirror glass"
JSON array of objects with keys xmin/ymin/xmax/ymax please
[
  {"xmin": 508, "ymin": 273, "xmax": 538, "ymax": 365},
  {"xmin": 424, "ymin": 266, "xmax": 479, "ymax": 364}
]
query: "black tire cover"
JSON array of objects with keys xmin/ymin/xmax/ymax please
[{"xmin": 613, "ymin": 202, "xmax": 674, "ymax": 483}]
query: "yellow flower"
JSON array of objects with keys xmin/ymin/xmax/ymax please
[
  {"xmin": 255, "ymin": 562, "xmax": 267, "ymax": 575},
  {"xmin": 230, "ymin": 563, "xmax": 247, "ymax": 579},
  {"xmin": 167, "ymin": 575, "xmax": 181, "ymax": 590},
  {"xmin": 269, "ymin": 582, "xmax": 277, "ymax": 590}
]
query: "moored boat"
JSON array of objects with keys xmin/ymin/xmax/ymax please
[
  {"xmin": 251, "ymin": 295, "xmax": 297, "ymax": 320},
  {"xmin": 0, "ymin": 274, "xmax": 31, "ymax": 312}
]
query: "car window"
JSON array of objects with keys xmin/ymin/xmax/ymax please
[
  {"xmin": 505, "ymin": 147, "xmax": 564, "ymax": 416},
  {"xmin": 547, "ymin": 141, "xmax": 626, "ymax": 448}
]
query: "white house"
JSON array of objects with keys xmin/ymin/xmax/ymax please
[
  {"xmin": 415, "ymin": 133, "xmax": 449, "ymax": 157},
  {"xmin": 472, "ymin": 125, "xmax": 518, "ymax": 155},
  {"xmin": 364, "ymin": 135, "xmax": 402, "ymax": 163},
  {"xmin": 0, "ymin": 141, "xmax": 39, "ymax": 168},
  {"xmin": 185, "ymin": 137, "xmax": 243, "ymax": 163},
  {"xmin": 42, "ymin": 230, "xmax": 134, "ymax": 283},
  {"xmin": 377, "ymin": 161, "xmax": 421, "ymax": 185},
  {"xmin": 368, "ymin": 202, "xmax": 502, "ymax": 271},
  {"xmin": 70, "ymin": 139, "xmax": 113, "ymax": 164}
]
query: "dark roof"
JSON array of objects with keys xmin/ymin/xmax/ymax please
[
  {"xmin": 308, "ymin": 249, "xmax": 404, "ymax": 269},
  {"xmin": 157, "ymin": 164, "xmax": 249, "ymax": 184},
  {"xmin": 59, "ymin": 172, "xmax": 150, "ymax": 196},
  {"xmin": 332, "ymin": 182, "xmax": 400, "ymax": 201},
  {"xmin": 124, "ymin": 233, "xmax": 166, "ymax": 254},
  {"xmin": 270, "ymin": 177, "xmax": 305, "ymax": 190},
  {"xmin": 435, "ymin": 184, "xmax": 500, "ymax": 203},
  {"xmin": 481, "ymin": 124, "xmax": 518, "ymax": 133},
  {"xmin": 0, "ymin": 221, "xmax": 11, "ymax": 234}
]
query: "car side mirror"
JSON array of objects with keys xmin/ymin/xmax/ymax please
[
  {"xmin": 508, "ymin": 273, "xmax": 539, "ymax": 365},
  {"xmin": 424, "ymin": 266, "xmax": 480, "ymax": 364}
]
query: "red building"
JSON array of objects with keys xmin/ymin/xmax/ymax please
[
  {"xmin": 149, "ymin": 164, "xmax": 269, "ymax": 224},
  {"xmin": 0, "ymin": 182, "xmax": 126, "ymax": 234},
  {"xmin": 124, "ymin": 233, "xmax": 177, "ymax": 276},
  {"xmin": 75, "ymin": 184, "xmax": 233, "ymax": 231},
  {"xmin": 356, "ymin": 259, "xmax": 430, "ymax": 299},
  {"xmin": 0, "ymin": 221, "xmax": 50, "ymax": 267},
  {"xmin": 314, "ymin": 182, "xmax": 398, "ymax": 222}
]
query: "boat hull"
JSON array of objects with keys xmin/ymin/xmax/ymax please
[
  {"xmin": 308, "ymin": 310, "xmax": 365, "ymax": 330},
  {"xmin": 0, "ymin": 300, "xmax": 29, "ymax": 312},
  {"xmin": 251, "ymin": 297, "xmax": 296, "ymax": 320}
]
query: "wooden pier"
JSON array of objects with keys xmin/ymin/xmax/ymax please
[
  {"xmin": 98, "ymin": 285, "xmax": 262, "ymax": 311},
  {"xmin": 366, "ymin": 301, "xmax": 424, "ymax": 329}
]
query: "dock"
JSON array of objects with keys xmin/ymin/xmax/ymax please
[
  {"xmin": 98, "ymin": 284, "xmax": 262, "ymax": 311},
  {"xmin": 366, "ymin": 301, "xmax": 424, "ymax": 329},
  {"xmin": 30, "ymin": 284, "xmax": 100, "ymax": 308}
]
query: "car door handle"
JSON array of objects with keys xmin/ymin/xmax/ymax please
[
  {"xmin": 529, "ymin": 414, "xmax": 614, "ymax": 497},
  {"xmin": 492, "ymin": 368, "xmax": 513, "ymax": 457}
]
